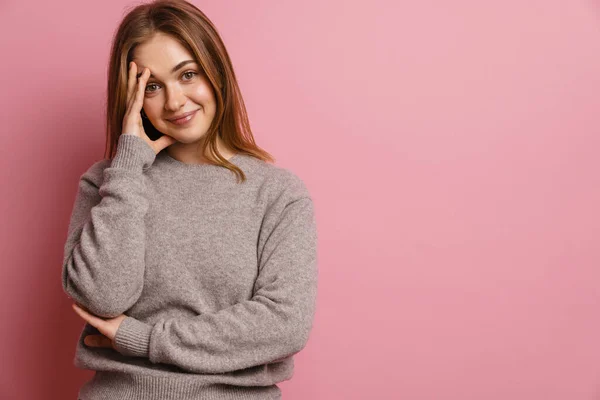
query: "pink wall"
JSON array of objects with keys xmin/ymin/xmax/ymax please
[{"xmin": 1, "ymin": 0, "xmax": 599, "ymax": 399}]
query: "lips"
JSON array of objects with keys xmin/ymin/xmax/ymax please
[{"xmin": 166, "ymin": 109, "xmax": 200, "ymax": 122}]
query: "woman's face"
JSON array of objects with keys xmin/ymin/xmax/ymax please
[{"xmin": 131, "ymin": 33, "xmax": 216, "ymax": 144}]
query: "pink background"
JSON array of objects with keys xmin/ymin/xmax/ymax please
[{"xmin": 1, "ymin": 0, "xmax": 600, "ymax": 399}]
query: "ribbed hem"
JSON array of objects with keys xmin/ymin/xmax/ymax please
[
  {"xmin": 111, "ymin": 134, "xmax": 157, "ymax": 172},
  {"xmin": 79, "ymin": 371, "xmax": 282, "ymax": 400},
  {"xmin": 114, "ymin": 316, "xmax": 152, "ymax": 358}
]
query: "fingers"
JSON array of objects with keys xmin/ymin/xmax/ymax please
[
  {"xmin": 127, "ymin": 62, "xmax": 137, "ymax": 105},
  {"xmin": 72, "ymin": 303, "xmax": 106, "ymax": 329},
  {"xmin": 126, "ymin": 62, "xmax": 149, "ymax": 112},
  {"xmin": 133, "ymin": 67, "xmax": 150, "ymax": 113},
  {"xmin": 72, "ymin": 302, "xmax": 90, "ymax": 313},
  {"xmin": 84, "ymin": 334, "xmax": 112, "ymax": 348},
  {"xmin": 154, "ymin": 134, "xmax": 178, "ymax": 152}
]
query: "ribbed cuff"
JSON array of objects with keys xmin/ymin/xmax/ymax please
[
  {"xmin": 114, "ymin": 316, "xmax": 152, "ymax": 358},
  {"xmin": 111, "ymin": 134, "xmax": 157, "ymax": 172}
]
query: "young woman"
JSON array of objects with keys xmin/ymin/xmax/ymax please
[{"xmin": 62, "ymin": 1, "xmax": 318, "ymax": 399}]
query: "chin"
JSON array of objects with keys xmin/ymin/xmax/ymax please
[{"xmin": 168, "ymin": 130, "xmax": 207, "ymax": 144}]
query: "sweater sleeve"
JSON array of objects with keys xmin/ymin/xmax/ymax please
[
  {"xmin": 113, "ymin": 175, "xmax": 319, "ymax": 374},
  {"xmin": 61, "ymin": 134, "xmax": 157, "ymax": 318}
]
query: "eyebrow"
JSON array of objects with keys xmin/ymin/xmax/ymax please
[{"xmin": 136, "ymin": 59, "xmax": 197, "ymax": 79}]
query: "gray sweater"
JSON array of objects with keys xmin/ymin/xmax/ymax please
[{"xmin": 62, "ymin": 134, "xmax": 318, "ymax": 400}]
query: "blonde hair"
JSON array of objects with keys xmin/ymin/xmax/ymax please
[{"xmin": 105, "ymin": 0, "xmax": 274, "ymax": 182}]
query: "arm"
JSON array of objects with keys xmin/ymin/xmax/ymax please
[
  {"xmin": 62, "ymin": 134, "xmax": 156, "ymax": 318},
  {"xmin": 113, "ymin": 181, "xmax": 319, "ymax": 374}
]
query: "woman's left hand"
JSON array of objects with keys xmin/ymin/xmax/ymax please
[{"xmin": 72, "ymin": 303, "xmax": 127, "ymax": 350}]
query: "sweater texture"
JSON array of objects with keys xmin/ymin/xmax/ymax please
[{"xmin": 62, "ymin": 134, "xmax": 318, "ymax": 400}]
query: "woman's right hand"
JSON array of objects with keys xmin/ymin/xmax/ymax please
[{"xmin": 122, "ymin": 61, "xmax": 177, "ymax": 155}]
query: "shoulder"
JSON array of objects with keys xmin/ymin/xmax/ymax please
[
  {"xmin": 242, "ymin": 156, "xmax": 311, "ymax": 201},
  {"xmin": 79, "ymin": 159, "xmax": 111, "ymax": 189},
  {"xmin": 268, "ymin": 165, "xmax": 311, "ymax": 200},
  {"xmin": 238, "ymin": 155, "xmax": 313, "ymax": 215}
]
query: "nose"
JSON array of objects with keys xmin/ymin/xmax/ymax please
[{"xmin": 164, "ymin": 85, "xmax": 186, "ymax": 112}]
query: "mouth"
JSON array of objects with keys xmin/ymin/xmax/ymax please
[{"xmin": 166, "ymin": 109, "xmax": 200, "ymax": 125}]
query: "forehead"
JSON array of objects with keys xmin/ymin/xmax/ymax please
[{"xmin": 132, "ymin": 33, "xmax": 195, "ymax": 72}]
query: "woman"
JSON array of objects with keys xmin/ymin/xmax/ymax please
[{"xmin": 62, "ymin": 1, "xmax": 318, "ymax": 399}]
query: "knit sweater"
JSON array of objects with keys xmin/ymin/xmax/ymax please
[{"xmin": 61, "ymin": 133, "xmax": 318, "ymax": 400}]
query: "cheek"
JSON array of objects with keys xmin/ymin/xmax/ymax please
[
  {"xmin": 193, "ymin": 88, "xmax": 215, "ymax": 105},
  {"xmin": 143, "ymin": 100, "xmax": 162, "ymax": 119},
  {"xmin": 191, "ymin": 80, "xmax": 216, "ymax": 103}
]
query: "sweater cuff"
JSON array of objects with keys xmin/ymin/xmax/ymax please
[
  {"xmin": 114, "ymin": 316, "xmax": 152, "ymax": 358},
  {"xmin": 111, "ymin": 134, "xmax": 156, "ymax": 172}
]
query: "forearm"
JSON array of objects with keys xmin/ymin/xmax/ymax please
[
  {"xmin": 114, "ymin": 197, "xmax": 319, "ymax": 373},
  {"xmin": 62, "ymin": 134, "xmax": 156, "ymax": 318},
  {"xmin": 114, "ymin": 280, "xmax": 317, "ymax": 373}
]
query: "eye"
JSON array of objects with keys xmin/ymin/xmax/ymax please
[
  {"xmin": 145, "ymin": 83, "xmax": 159, "ymax": 93},
  {"xmin": 182, "ymin": 71, "xmax": 197, "ymax": 80},
  {"xmin": 144, "ymin": 71, "xmax": 198, "ymax": 93}
]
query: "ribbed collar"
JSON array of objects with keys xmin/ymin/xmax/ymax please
[{"xmin": 154, "ymin": 150, "xmax": 247, "ymax": 178}]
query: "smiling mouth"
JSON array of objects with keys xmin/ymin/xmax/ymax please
[{"xmin": 166, "ymin": 109, "xmax": 200, "ymax": 122}]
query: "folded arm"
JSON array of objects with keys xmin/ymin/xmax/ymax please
[{"xmin": 113, "ymin": 189, "xmax": 319, "ymax": 374}]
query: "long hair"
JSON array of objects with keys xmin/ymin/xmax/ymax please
[{"xmin": 104, "ymin": 0, "xmax": 274, "ymax": 183}]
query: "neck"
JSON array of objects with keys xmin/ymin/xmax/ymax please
[{"xmin": 165, "ymin": 135, "xmax": 236, "ymax": 165}]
